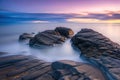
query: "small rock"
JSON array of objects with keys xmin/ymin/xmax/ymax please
[{"xmin": 19, "ymin": 33, "xmax": 34, "ymax": 41}]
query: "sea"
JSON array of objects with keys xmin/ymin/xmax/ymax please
[{"xmin": 0, "ymin": 22, "xmax": 120, "ymax": 62}]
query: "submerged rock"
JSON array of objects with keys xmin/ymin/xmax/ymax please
[
  {"xmin": 55, "ymin": 27, "xmax": 74, "ymax": 38},
  {"xmin": 71, "ymin": 28, "xmax": 120, "ymax": 80},
  {"xmin": 19, "ymin": 33, "xmax": 34, "ymax": 41},
  {"xmin": 29, "ymin": 30, "xmax": 66, "ymax": 47}
]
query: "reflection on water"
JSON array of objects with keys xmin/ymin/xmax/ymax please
[{"xmin": 0, "ymin": 23, "xmax": 120, "ymax": 62}]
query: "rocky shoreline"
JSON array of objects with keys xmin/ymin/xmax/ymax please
[
  {"xmin": 71, "ymin": 28, "xmax": 120, "ymax": 80},
  {"xmin": 0, "ymin": 54, "xmax": 106, "ymax": 80},
  {"xmin": 0, "ymin": 27, "xmax": 120, "ymax": 80}
]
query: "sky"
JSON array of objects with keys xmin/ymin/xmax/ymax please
[{"xmin": 0, "ymin": 0, "xmax": 120, "ymax": 23}]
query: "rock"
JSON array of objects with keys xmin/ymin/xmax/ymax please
[
  {"xmin": 0, "ymin": 54, "xmax": 52, "ymax": 80},
  {"xmin": 71, "ymin": 28, "xmax": 120, "ymax": 80},
  {"xmin": 43, "ymin": 30, "xmax": 60, "ymax": 36},
  {"xmin": 55, "ymin": 27, "xmax": 74, "ymax": 38},
  {"xmin": 51, "ymin": 60, "xmax": 106, "ymax": 80},
  {"xmin": 29, "ymin": 30, "xmax": 66, "ymax": 47},
  {"xmin": 19, "ymin": 33, "xmax": 34, "ymax": 41},
  {"xmin": 0, "ymin": 54, "xmax": 106, "ymax": 80},
  {"xmin": 27, "ymin": 27, "xmax": 74, "ymax": 47}
]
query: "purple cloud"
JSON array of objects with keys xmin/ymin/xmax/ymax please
[{"xmin": 0, "ymin": 10, "xmax": 120, "ymax": 23}]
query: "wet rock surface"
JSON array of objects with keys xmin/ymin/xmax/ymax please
[
  {"xmin": 55, "ymin": 27, "xmax": 74, "ymax": 38},
  {"xmin": 0, "ymin": 54, "xmax": 106, "ymax": 80},
  {"xmin": 19, "ymin": 33, "xmax": 34, "ymax": 41},
  {"xmin": 51, "ymin": 60, "xmax": 106, "ymax": 80},
  {"xmin": 29, "ymin": 27, "xmax": 74, "ymax": 47},
  {"xmin": 29, "ymin": 30, "xmax": 66, "ymax": 47},
  {"xmin": 71, "ymin": 28, "xmax": 120, "ymax": 80}
]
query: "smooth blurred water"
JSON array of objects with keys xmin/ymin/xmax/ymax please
[{"xmin": 0, "ymin": 22, "xmax": 120, "ymax": 62}]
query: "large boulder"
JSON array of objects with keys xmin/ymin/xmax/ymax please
[
  {"xmin": 29, "ymin": 27, "xmax": 74, "ymax": 47},
  {"xmin": 71, "ymin": 28, "xmax": 120, "ymax": 80},
  {"xmin": 29, "ymin": 30, "xmax": 66, "ymax": 47},
  {"xmin": 55, "ymin": 27, "xmax": 74, "ymax": 38},
  {"xmin": 19, "ymin": 33, "xmax": 34, "ymax": 41}
]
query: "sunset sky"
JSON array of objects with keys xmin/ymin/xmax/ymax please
[{"xmin": 0, "ymin": 0, "xmax": 120, "ymax": 23}]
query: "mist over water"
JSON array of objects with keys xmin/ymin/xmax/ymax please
[{"xmin": 0, "ymin": 22, "xmax": 120, "ymax": 62}]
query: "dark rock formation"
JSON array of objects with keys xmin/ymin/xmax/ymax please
[
  {"xmin": 29, "ymin": 30, "xmax": 65, "ymax": 47},
  {"xmin": 0, "ymin": 55, "xmax": 52, "ymax": 80},
  {"xmin": 19, "ymin": 33, "xmax": 34, "ymax": 41},
  {"xmin": 0, "ymin": 54, "xmax": 106, "ymax": 80},
  {"xmin": 51, "ymin": 60, "xmax": 105, "ymax": 80},
  {"xmin": 71, "ymin": 28, "xmax": 120, "ymax": 80},
  {"xmin": 29, "ymin": 27, "xmax": 74, "ymax": 47},
  {"xmin": 55, "ymin": 27, "xmax": 74, "ymax": 38}
]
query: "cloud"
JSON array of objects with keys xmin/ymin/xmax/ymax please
[
  {"xmin": 82, "ymin": 13, "xmax": 120, "ymax": 20},
  {"xmin": 0, "ymin": 10, "xmax": 120, "ymax": 23}
]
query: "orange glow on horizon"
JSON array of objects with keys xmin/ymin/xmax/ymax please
[{"xmin": 67, "ymin": 18, "xmax": 120, "ymax": 23}]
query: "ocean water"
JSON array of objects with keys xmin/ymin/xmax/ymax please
[{"xmin": 0, "ymin": 22, "xmax": 120, "ymax": 62}]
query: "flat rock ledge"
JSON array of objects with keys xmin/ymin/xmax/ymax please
[
  {"xmin": 71, "ymin": 28, "xmax": 120, "ymax": 80},
  {"xmin": 0, "ymin": 54, "xmax": 106, "ymax": 80}
]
